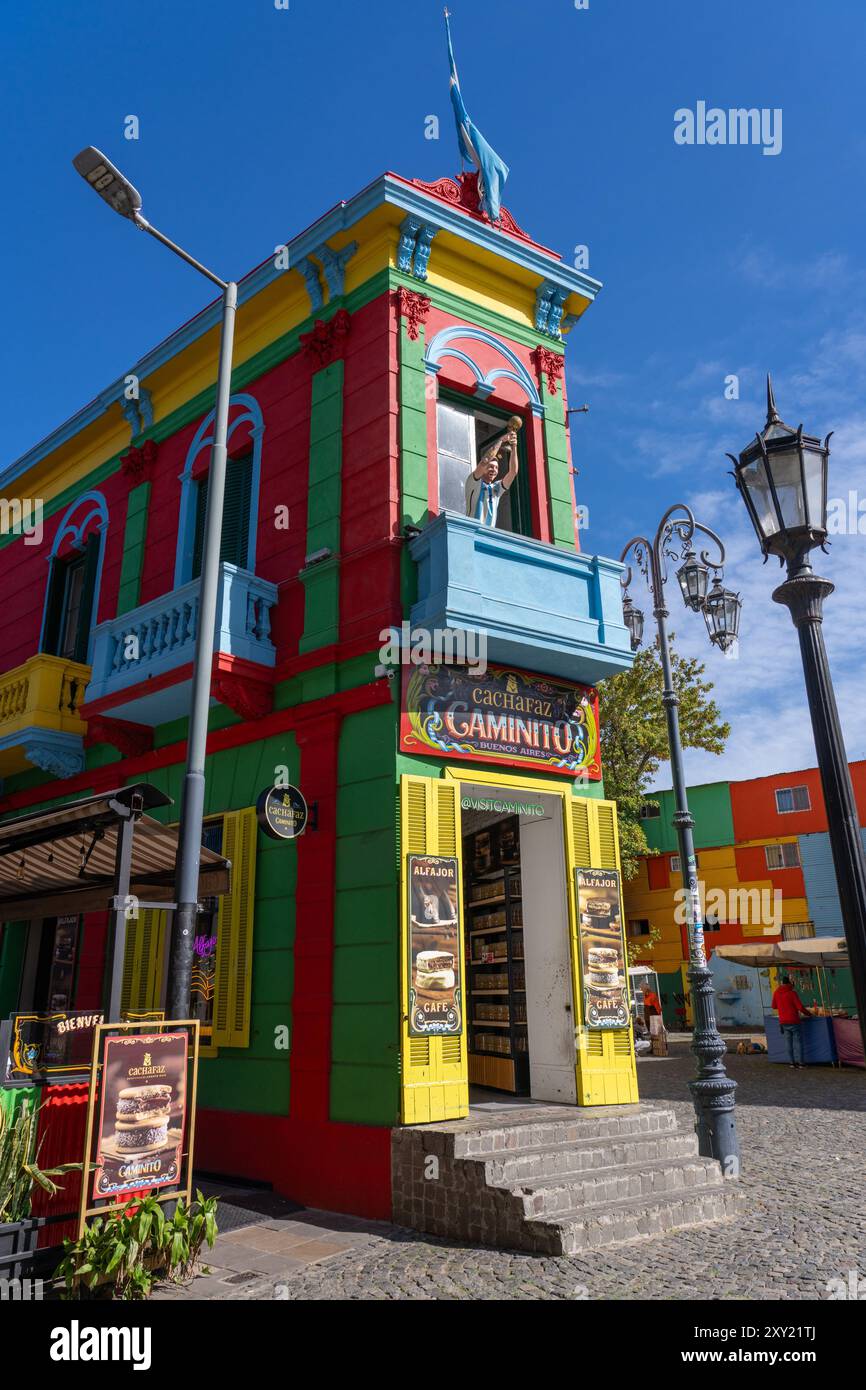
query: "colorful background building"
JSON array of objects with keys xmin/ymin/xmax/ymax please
[{"xmin": 623, "ymin": 763, "xmax": 866, "ymax": 1028}]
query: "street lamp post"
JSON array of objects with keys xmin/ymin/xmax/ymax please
[
  {"xmin": 620, "ymin": 505, "xmax": 742, "ymax": 1170},
  {"xmin": 729, "ymin": 378, "xmax": 866, "ymax": 1053},
  {"xmin": 73, "ymin": 147, "xmax": 237, "ymax": 1019}
]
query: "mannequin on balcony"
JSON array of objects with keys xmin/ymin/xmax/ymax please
[{"xmin": 464, "ymin": 416, "xmax": 521, "ymax": 528}]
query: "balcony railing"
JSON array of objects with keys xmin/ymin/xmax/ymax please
[
  {"xmin": 0, "ymin": 653, "xmax": 90, "ymax": 779},
  {"xmin": 409, "ymin": 511, "xmax": 633, "ymax": 685},
  {"xmin": 85, "ymin": 564, "xmax": 278, "ymax": 714}
]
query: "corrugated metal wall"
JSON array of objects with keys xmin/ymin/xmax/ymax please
[{"xmin": 799, "ymin": 829, "xmax": 866, "ymax": 936}]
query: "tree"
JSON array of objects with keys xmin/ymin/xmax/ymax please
[{"xmin": 597, "ymin": 635, "xmax": 730, "ymax": 882}]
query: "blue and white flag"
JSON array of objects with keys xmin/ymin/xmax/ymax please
[{"xmin": 445, "ymin": 9, "xmax": 509, "ymax": 224}]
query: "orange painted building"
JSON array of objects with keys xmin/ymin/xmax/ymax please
[{"xmin": 623, "ymin": 763, "xmax": 866, "ymax": 1028}]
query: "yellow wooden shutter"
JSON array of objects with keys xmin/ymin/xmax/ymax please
[
  {"xmin": 565, "ymin": 796, "xmax": 639, "ymax": 1106},
  {"xmin": 399, "ymin": 775, "xmax": 468, "ymax": 1124},
  {"xmin": 120, "ymin": 908, "xmax": 165, "ymax": 1016},
  {"xmin": 212, "ymin": 807, "xmax": 257, "ymax": 1049}
]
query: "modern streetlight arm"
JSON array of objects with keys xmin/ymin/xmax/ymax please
[
  {"xmin": 74, "ymin": 144, "xmax": 237, "ymax": 1022},
  {"xmin": 132, "ymin": 213, "xmax": 228, "ymax": 290}
]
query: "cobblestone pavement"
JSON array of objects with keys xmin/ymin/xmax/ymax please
[{"xmin": 169, "ymin": 1050, "xmax": 866, "ymax": 1301}]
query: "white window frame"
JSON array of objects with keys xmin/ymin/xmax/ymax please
[
  {"xmin": 670, "ymin": 855, "xmax": 681, "ymax": 873},
  {"xmin": 775, "ymin": 785, "xmax": 811, "ymax": 814},
  {"xmin": 765, "ymin": 842, "xmax": 800, "ymax": 870}
]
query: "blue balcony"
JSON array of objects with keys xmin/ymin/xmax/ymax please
[
  {"xmin": 409, "ymin": 512, "xmax": 632, "ymax": 685},
  {"xmin": 85, "ymin": 564, "xmax": 279, "ymax": 726}
]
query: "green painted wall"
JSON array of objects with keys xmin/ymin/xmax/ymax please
[
  {"xmin": 642, "ymin": 782, "xmax": 734, "ymax": 853},
  {"xmin": 115, "ymin": 481, "xmax": 151, "ymax": 615},
  {"xmin": 330, "ymin": 700, "xmax": 400, "ymax": 1126},
  {"xmin": 538, "ymin": 366, "xmax": 574, "ymax": 551},
  {"xmin": 300, "ymin": 359, "xmax": 345, "ymax": 653},
  {"xmin": 0, "ymin": 921, "xmax": 28, "ymax": 1019},
  {"xmin": 398, "ymin": 318, "xmax": 429, "ymax": 609},
  {"xmin": 133, "ymin": 731, "xmax": 300, "ymax": 1117}
]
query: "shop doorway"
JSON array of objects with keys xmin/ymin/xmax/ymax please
[{"xmin": 461, "ymin": 784, "xmax": 577, "ymax": 1105}]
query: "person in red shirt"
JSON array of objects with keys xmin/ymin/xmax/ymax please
[
  {"xmin": 771, "ymin": 975, "xmax": 812, "ymax": 1068},
  {"xmin": 643, "ymin": 987, "xmax": 661, "ymax": 1021}
]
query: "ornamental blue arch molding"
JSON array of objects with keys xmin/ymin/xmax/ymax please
[
  {"xmin": 174, "ymin": 392, "xmax": 265, "ymax": 586},
  {"xmin": 38, "ymin": 489, "xmax": 109, "ymax": 660},
  {"xmin": 424, "ymin": 325, "xmax": 544, "ymax": 417}
]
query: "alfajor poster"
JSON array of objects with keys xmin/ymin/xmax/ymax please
[
  {"xmin": 408, "ymin": 854, "xmax": 463, "ymax": 1037},
  {"xmin": 575, "ymin": 868, "xmax": 630, "ymax": 1030},
  {"xmin": 93, "ymin": 1032, "xmax": 188, "ymax": 1199}
]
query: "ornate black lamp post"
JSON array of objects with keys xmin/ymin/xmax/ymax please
[
  {"xmin": 729, "ymin": 378, "xmax": 866, "ymax": 1053},
  {"xmin": 620, "ymin": 505, "xmax": 742, "ymax": 1170}
]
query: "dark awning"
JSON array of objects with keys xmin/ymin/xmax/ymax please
[{"xmin": 0, "ymin": 784, "xmax": 230, "ymax": 922}]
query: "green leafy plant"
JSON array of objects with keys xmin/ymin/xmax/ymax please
[
  {"xmin": 598, "ymin": 635, "xmax": 730, "ymax": 881},
  {"xmin": 0, "ymin": 1105, "xmax": 81, "ymax": 1225},
  {"xmin": 55, "ymin": 1191, "xmax": 218, "ymax": 1300}
]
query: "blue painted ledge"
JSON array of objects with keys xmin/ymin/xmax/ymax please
[
  {"xmin": 408, "ymin": 512, "xmax": 633, "ymax": 685},
  {"xmin": 86, "ymin": 563, "xmax": 278, "ymax": 711}
]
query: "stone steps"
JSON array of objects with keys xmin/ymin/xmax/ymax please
[
  {"xmin": 526, "ymin": 1185, "xmax": 745, "ymax": 1255},
  {"xmin": 481, "ymin": 1129, "xmax": 701, "ymax": 1184},
  {"xmin": 392, "ymin": 1102, "xmax": 745, "ymax": 1254},
  {"xmin": 511, "ymin": 1156, "xmax": 724, "ymax": 1219}
]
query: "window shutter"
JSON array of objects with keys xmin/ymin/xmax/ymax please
[
  {"xmin": 191, "ymin": 455, "xmax": 253, "ymax": 579},
  {"xmin": 565, "ymin": 796, "xmax": 638, "ymax": 1105},
  {"xmin": 72, "ymin": 533, "xmax": 100, "ymax": 664},
  {"xmin": 191, "ymin": 476, "xmax": 209, "ymax": 581},
  {"xmin": 399, "ymin": 775, "xmax": 468, "ymax": 1124},
  {"xmin": 42, "ymin": 558, "xmax": 66, "ymax": 656},
  {"xmin": 120, "ymin": 908, "xmax": 164, "ymax": 1016},
  {"xmin": 212, "ymin": 807, "xmax": 257, "ymax": 1049}
]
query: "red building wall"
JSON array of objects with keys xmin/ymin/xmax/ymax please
[{"xmin": 730, "ymin": 763, "xmax": 866, "ymax": 843}]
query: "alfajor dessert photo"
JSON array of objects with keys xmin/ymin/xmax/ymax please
[
  {"xmin": 587, "ymin": 946, "xmax": 621, "ymax": 989},
  {"xmin": 415, "ymin": 950, "xmax": 456, "ymax": 991},
  {"xmin": 114, "ymin": 1082, "xmax": 172, "ymax": 1153}
]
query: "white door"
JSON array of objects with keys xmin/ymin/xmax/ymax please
[{"xmin": 519, "ymin": 795, "xmax": 577, "ymax": 1104}]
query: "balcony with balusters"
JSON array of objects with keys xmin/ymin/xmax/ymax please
[
  {"xmin": 0, "ymin": 654, "xmax": 91, "ymax": 779},
  {"xmin": 83, "ymin": 564, "xmax": 279, "ymax": 727}
]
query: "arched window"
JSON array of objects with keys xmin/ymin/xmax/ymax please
[
  {"xmin": 40, "ymin": 491, "xmax": 109, "ymax": 664},
  {"xmin": 175, "ymin": 394, "xmax": 264, "ymax": 586},
  {"xmin": 425, "ymin": 326, "xmax": 543, "ymax": 536}
]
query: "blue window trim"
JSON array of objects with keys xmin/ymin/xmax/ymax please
[
  {"xmin": 424, "ymin": 324, "xmax": 544, "ymax": 418},
  {"xmin": 174, "ymin": 393, "xmax": 265, "ymax": 586},
  {"xmin": 39, "ymin": 489, "xmax": 109, "ymax": 663}
]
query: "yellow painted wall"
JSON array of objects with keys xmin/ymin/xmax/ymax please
[
  {"xmin": 623, "ymin": 843, "xmax": 801, "ymax": 974},
  {"xmin": 8, "ymin": 197, "xmax": 588, "ymax": 512}
]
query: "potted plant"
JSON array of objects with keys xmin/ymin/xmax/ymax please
[
  {"xmin": 0, "ymin": 1103, "xmax": 80, "ymax": 1281},
  {"xmin": 56, "ymin": 1190, "xmax": 219, "ymax": 1300}
]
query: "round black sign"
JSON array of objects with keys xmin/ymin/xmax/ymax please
[{"xmin": 256, "ymin": 785, "xmax": 308, "ymax": 841}]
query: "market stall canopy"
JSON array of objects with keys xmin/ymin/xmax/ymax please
[
  {"xmin": 713, "ymin": 940, "xmax": 850, "ymax": 969},
  {"xmin": 712, "ymin": 943, "xmax": 779, "ymax": 969},
  {"xmin": 777, "ymin": 937, "xmax": 849, "ymax": 968},
  {"xmin": 0, "ymin": 784, "xmax": 230, "ymax": 922}
]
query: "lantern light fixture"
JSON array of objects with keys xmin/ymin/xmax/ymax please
[
  {"xmin": 676, "ymin": 547, "xmax": 710, "ymax": 612},
  {"xmin": 728, "ymin": 375, "xmax": 831, "ymax": 569},
  {"xmin": 702, "ymin": 575, "xmax": 742, "ymax": 652},
  {"xmin": 621, "ymin": 591, "xmax": 645, "ymax": 651}
]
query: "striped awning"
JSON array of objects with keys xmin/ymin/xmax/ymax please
[{"xmin": 0, "ymin": 784, "xmax": 230, "ymax": 922}]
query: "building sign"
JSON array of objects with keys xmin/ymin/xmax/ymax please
[
  {"xmin": 92, "ymin": 1031, "xmax": 188, "ymax": 1199},
  {"xmin": 407, "ymin": 854, "xmax": 463, "ymax": 1037},
  {"xmin": 401, "ymin": 663, "xmax": 600, "ymax": 779},
  {"xmin": 8, "ymin": 1010, "xmax": 104, "ymax": 1079},
  {"xmin": 575, "ymin": 868, "xmax": 630, "ymax": 1030},
  {"xmin": 256, "ymin": 784, "xmax": 309, "ymax": 840}
]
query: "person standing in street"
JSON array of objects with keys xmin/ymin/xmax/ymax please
[{"xmin": 771, "ymin": 974, "xmax": 812, "ymax": 1068}]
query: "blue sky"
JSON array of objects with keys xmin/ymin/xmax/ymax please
[{"xmin": 3, "ymin": 0, "xmax": 865, "ymax": 789}]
